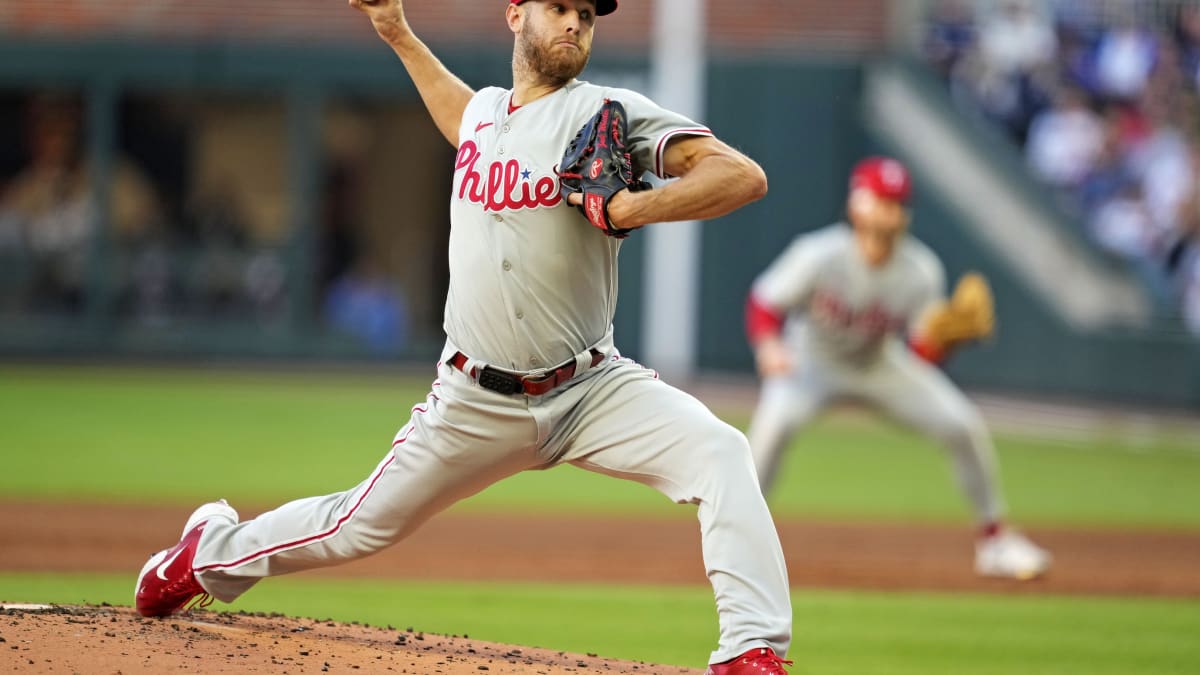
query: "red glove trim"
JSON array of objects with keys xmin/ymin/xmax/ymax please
[
  {"xmin": 746, "ymin": 292, "xmax": 785, "ymax": 345},
  {"xmin": 909, "ymin": 336, "xmax": 947, "ymax": 364}
]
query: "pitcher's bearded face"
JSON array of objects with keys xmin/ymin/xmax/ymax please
[{"xmin": 517, "ymin": 9, "xmax": 592, "ymax": 83}]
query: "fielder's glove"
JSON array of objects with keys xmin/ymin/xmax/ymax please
[
  {"xmin": 919, "ymin": 272, "xmax": 996, "ymax": 352},
  {"xmin": 556, "ymin": 99, "xmax": 651, "ymax": 239}
]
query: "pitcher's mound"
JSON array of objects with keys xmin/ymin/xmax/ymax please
[{"xmin": 1, "ymin": 604, "xmax": 700, "ymax": 674}]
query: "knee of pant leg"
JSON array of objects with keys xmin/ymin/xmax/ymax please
[
  {"xmin": 933, "ymin": 412, "xmax": 988, "ymax": 452},
  {"xmin": 685, "ymin": 422, "xmax": 759, "ymax": 490}
]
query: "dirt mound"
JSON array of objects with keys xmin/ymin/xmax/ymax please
[
  {"xmin": 0, "ymin": 604, "xmax": 698, "ymax": 674},
  {"xmin": 4, "ymin": 502, "xmax": 1200, "ymax": 674}
]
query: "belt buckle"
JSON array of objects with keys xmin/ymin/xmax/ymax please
[{"xmin": 478, "ymin": 366, "xmax": 524, "ymax": 396}]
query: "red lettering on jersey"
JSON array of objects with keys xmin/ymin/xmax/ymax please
[
  {"xmin": 811, "ymin": 288, "xmax": 906, "ymax": 338},
  {"xmin": 454, "ymin": 140, "xmax": 562, "ymax": 212}
]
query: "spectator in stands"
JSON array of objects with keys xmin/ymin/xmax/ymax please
[
  {"xmin": 923, "ymin": 0, "xmax": 1200, "ymax": 333},
  {"xmin": 978, "ymin": 0, "xmax": 1059, "ymax": 78},
  {"xmin": 923, "ymin": 0, "xmax": 976, "ymax": 82},
  {"xmin": 181, "ymin": 178, "xmax": 254, "ymax": 318},
  {"xmin": 1128, "ymin": 93, "xmax": 1194, "ymax": 248},
  {"xmin": 323, "ymin": 257, "xmax": 408, "ymax": 355},
  {"xmin": 973, "ymin": 0, "xmax": 1059, "ymax": 140},
  {"xmin": 1089, "ymin": 177, "xmax": 1153, "ymax": 263},
  {"xmin": 1024, "ymin": 83, "xmax": 1104, "ymax": 207},
  {"xmin": 1050, "ymin": 0, "xmax": 1108, "ymax": 47},
  {"xmin": 0, "ymin": 93, "xmax": 160, "ymax": 313},
  {"xmin": 1079, "ymin": 109, "xmax": 1136, "ymax": 217},
  {"xmin": 1091, "ymin": 9, "xmax": 1160, "ymax": 104}
]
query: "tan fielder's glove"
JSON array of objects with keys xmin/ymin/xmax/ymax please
[{"xmin": 918, "ymin": 272, "xmax": 995, "ymax": 353}]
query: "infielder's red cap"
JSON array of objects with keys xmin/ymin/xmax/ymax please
[
  {"xmin": 510, "ymin": 0, "xmax": 618, "ymax": 16},
  {"xmin": 849, "ymin": 156, "xmax": 912, "ymax": 204}
]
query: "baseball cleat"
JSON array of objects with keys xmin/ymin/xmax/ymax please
[
  {"xmin": 135, "ymin": 499, "xmax": 239, "ymax": 617},
  {"xmin": 975, "ymin": 528, "xmax": 1051, "ymax": 580},
  {"xmin": 705, "ymin": 647, "xmax": 793, "ymax": 674}
]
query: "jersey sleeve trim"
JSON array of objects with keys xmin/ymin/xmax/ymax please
[
  {"xmin": 745, "ymin": 291, "xmax": 786, "ymax": 346},
  {"xmin": 908, "ymin": 335, "xmax": 947, "ymax": 364},
  {"xmin": 654, "ymin": 128, "xmax": 714, "ymax": 179}
]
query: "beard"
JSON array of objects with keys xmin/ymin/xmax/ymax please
[{"xmin": 516, "ymin": 24, "xmax": 590, "ymax": 85}]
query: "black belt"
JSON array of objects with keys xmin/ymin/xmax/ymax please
[{"xmin": 448, "ymin": 349, "xmax": 606, "ymax": 396}]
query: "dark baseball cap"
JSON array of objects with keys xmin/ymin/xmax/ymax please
[{"xmin": 509, "ymin": 0, "xmax": 618, "ymax": 16}]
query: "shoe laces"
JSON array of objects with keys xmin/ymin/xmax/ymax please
[
  {"xmin": 739, "ymin": 648, "xmax": 794, "ymax": 674},
  {"xmin": 162, "ymin": 575, "xmax": 210, "ymax": 612},
  {"xmin": 183, "ymin": 593, "xmax": 213, "ymax": 612}
]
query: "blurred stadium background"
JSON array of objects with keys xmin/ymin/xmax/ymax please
[{"xmin": 0, "ymin": 0, "xmax": 1198, "ymax": 413}]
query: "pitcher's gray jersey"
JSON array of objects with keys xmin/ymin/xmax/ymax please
[
  {"xmin": 751, "ymin": 223, "xmax": 945, "ymax": 363},
  {"xmin": 141, "ymin": 3, "xmax": 798, "ymax": 666},
  {"xmin": 185, "ymin": 83, "xmax": 793, "ymax": 663},
  {"xmin": 445, "ymin": 80, "xmax": 711, "ymax": 371}
]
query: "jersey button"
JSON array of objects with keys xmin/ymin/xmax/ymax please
[
  {"xmin": 515, "ymin": 311, "xmax": 524, "ymax": 320},
  {"xmin": 502, "ymin": 125, "xmax": 510, "ymax": 133},
  {"xmin": 497, "ymin": 146, "xmax": 505, "ymax": 155},
  {"xmin": 529, "ymin": 357, "xmax": 540, "ymax": 367},
  {"xmin": 502, "ymin": 260, "xmax": 512, "ymax": 271},
  {"xmin": 493, "ymin": 214, "xmax": 503, "ymax": 222}
]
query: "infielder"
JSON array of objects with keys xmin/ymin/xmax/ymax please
[
  {"xmin": 744, "ymin": 156, "xmax": 1051, "ymax": 580},
  {"xmin": 136, "ymin": 1, "xmax": 793, "ymax": 673}
]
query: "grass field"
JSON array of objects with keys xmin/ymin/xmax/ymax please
[
  {"xmin": 2, "ymin": 364, "xmax": 1199, "ymax": 673},
  {"xmin": 3, "ymin": 364, "xmax": 1197, "ymax": 528}
]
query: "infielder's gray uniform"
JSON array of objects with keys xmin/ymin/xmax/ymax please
[
  {"xmin": 747, "ymin": 223, "xmax": 1005, "ymax": 525},
  {"xmin": 190, "ymin": 81, "xmax": 792, "ymax": 663}
]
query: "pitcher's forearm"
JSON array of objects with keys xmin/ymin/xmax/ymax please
[
  {"xmin": 612, "ymin": 152, "xmax": 768, "ymax": 229},
  {"xmin": 378, "ymin": 29, "xmax": 474, "ymax": 147},
  {"xmin": 352, "ymin": 1, "xmax": 472, "ymax": 146}
]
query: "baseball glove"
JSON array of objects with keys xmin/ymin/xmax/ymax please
[
  {"xmin": 920, "ymin": 272, "xmax": 996, "ymax": 351},
  {"xmin": 556, "ymin": 99, "xmax": 651, "ymax": 239}
]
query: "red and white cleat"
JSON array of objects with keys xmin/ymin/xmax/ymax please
[
  {"xmin": 705, "ymin": 647, "xmax": 793, "ymax": 674},
  {"xmin": 134, "ymin": 500, "xmax": 238, "ymax": 617}
]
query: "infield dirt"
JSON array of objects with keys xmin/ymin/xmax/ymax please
[{"xmin": 2, "ymin": 502, "xmax": 1198, "ymax": 673}]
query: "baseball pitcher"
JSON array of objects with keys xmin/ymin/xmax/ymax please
[
  {"xmin": 744, "ymin": 156, "xmax": 1051, "ymax": 580},
  {"xmin": 135, "ymin": 2, "xmax": 793, "ymax": 673}
]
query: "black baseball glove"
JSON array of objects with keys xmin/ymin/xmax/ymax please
[{"xmin": 556, "ymin": 99, "xmax": 651, "ymax": 239}]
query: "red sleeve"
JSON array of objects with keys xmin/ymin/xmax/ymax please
[
  {"xmin": 745, "ymin": 292, "xmax": 785, "ymax": 346},
  {"xmin": 908, "ymin": 335, "xmax": 947, "ymax": 364}
]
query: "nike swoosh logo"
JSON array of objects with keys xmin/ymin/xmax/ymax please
[
  {"xmin": 475, "ymin": 121, "xmax": 494, "ymax": 133},
  {"xmin": 155, "ymin": 546, "xmax": 186, "ymax": 581}
]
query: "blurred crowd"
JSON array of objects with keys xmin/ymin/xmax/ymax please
[
  {"xmin": 0, "ymin": 93, "xmax": 407, "ymax": 353},
  {"xmin": 922, "ymin": 0, "xmax": 1200, "ymax": 335}
]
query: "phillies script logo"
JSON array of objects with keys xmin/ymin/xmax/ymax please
[
  {"xmin": 454, "ymin": 140, "xmax": 561, "ymax": 211},
  {"xmin": 812, "ymin": 288, "xmax": 905, "ymax": 338}
]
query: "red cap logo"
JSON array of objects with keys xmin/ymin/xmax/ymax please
[{"xmin": 849, "ymin": 156, "xmax": 912, "ymax": 204}]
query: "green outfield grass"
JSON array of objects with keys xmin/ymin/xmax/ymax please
[
  {"xmin": 2, "ymin": 364, "xmax": 1197, "ymax": 529},
  {"xmin": 2, "ymin": 573, "xmax": 1197, "ymax": 674},
  {"xmin": 4, "ymin": 364, "xmax": 1200, "ymax": 675}
]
